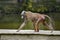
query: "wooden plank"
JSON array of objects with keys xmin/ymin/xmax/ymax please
[{"xmin": 0, "ymin": 29, "xmax": 60, "ymax": 35}]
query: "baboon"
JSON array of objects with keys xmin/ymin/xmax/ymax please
[{"xmin": 16, "ymin": 11, "xmax": 54, "ymax": 33}]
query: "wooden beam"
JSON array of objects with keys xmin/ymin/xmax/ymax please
[{"xmin": 0, "ymin": 29, "xmax": 60, "ymax": 35}]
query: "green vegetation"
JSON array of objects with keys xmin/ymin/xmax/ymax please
[
  {"xmin": 0, "ymin": 21, "xmax": 47, "ymax": 30},
  {"xmin": 0, "ymin": 0, "xmax": 60, "ymax": 30},
  {"xmin": 0, "ymin": 21, "xmax": 60, "ymax": 30},
  {"xmin": 0, "ymin": 22, "xmax": 20, "ymax": 29}
]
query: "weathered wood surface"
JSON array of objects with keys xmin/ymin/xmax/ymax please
[{"xmin": 0, "ymin": 29, "xmax": 60, "ymax": 35}]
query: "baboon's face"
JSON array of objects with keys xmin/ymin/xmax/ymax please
[{"xmin": 21, "ymin": 11, "xmax": 25, "ymax": 19}]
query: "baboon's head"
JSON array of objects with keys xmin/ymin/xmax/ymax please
[{"xmin": 21, "ymin": 11, "xmax": 26, "ymax": 19}]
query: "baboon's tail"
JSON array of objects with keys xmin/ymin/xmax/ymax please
[{"xmin": 45, "ymin": 15, "xmax": 55, "ymax": 31}]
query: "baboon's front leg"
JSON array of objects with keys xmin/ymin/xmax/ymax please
[
  {"xmin": 16, "ymin": 22, "xmax": 26, "ymax": 32},
  {"xmin": 43, "ymin": 21, "xmax": 54, "ymax": 33},
  {"xmin": 16, "ymin": 17, "xmax": 27, "ymax": 32}
]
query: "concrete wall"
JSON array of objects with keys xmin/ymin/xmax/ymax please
[{"xmin": 0, "ymin": 29, "xmax": 60, "ymax": 40}]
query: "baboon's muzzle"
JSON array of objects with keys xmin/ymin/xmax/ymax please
[{"xmin": 21, "ymin": 16, "xmax": 24, "ymax": 19}]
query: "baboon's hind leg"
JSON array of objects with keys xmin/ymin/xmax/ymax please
[
  {"xmin": 34, "ymin": 19, "xmax": 40, "ymax": 32},
  {"xmin": 43, "ymin": 21, "xmax": 54, "ymax": 33},
  {"xmin": 34, "ymin": 23, "xmax": 39, "ymax": 32}
]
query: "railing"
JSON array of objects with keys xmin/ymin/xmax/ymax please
[{"xmin": 0, "ymin": 29, "xmax": 60, "ymax": 40}]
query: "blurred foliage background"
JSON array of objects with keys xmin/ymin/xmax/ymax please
[{"xmin": 0, "ymin": 0, "xmax": 60, "ymax": 30}]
